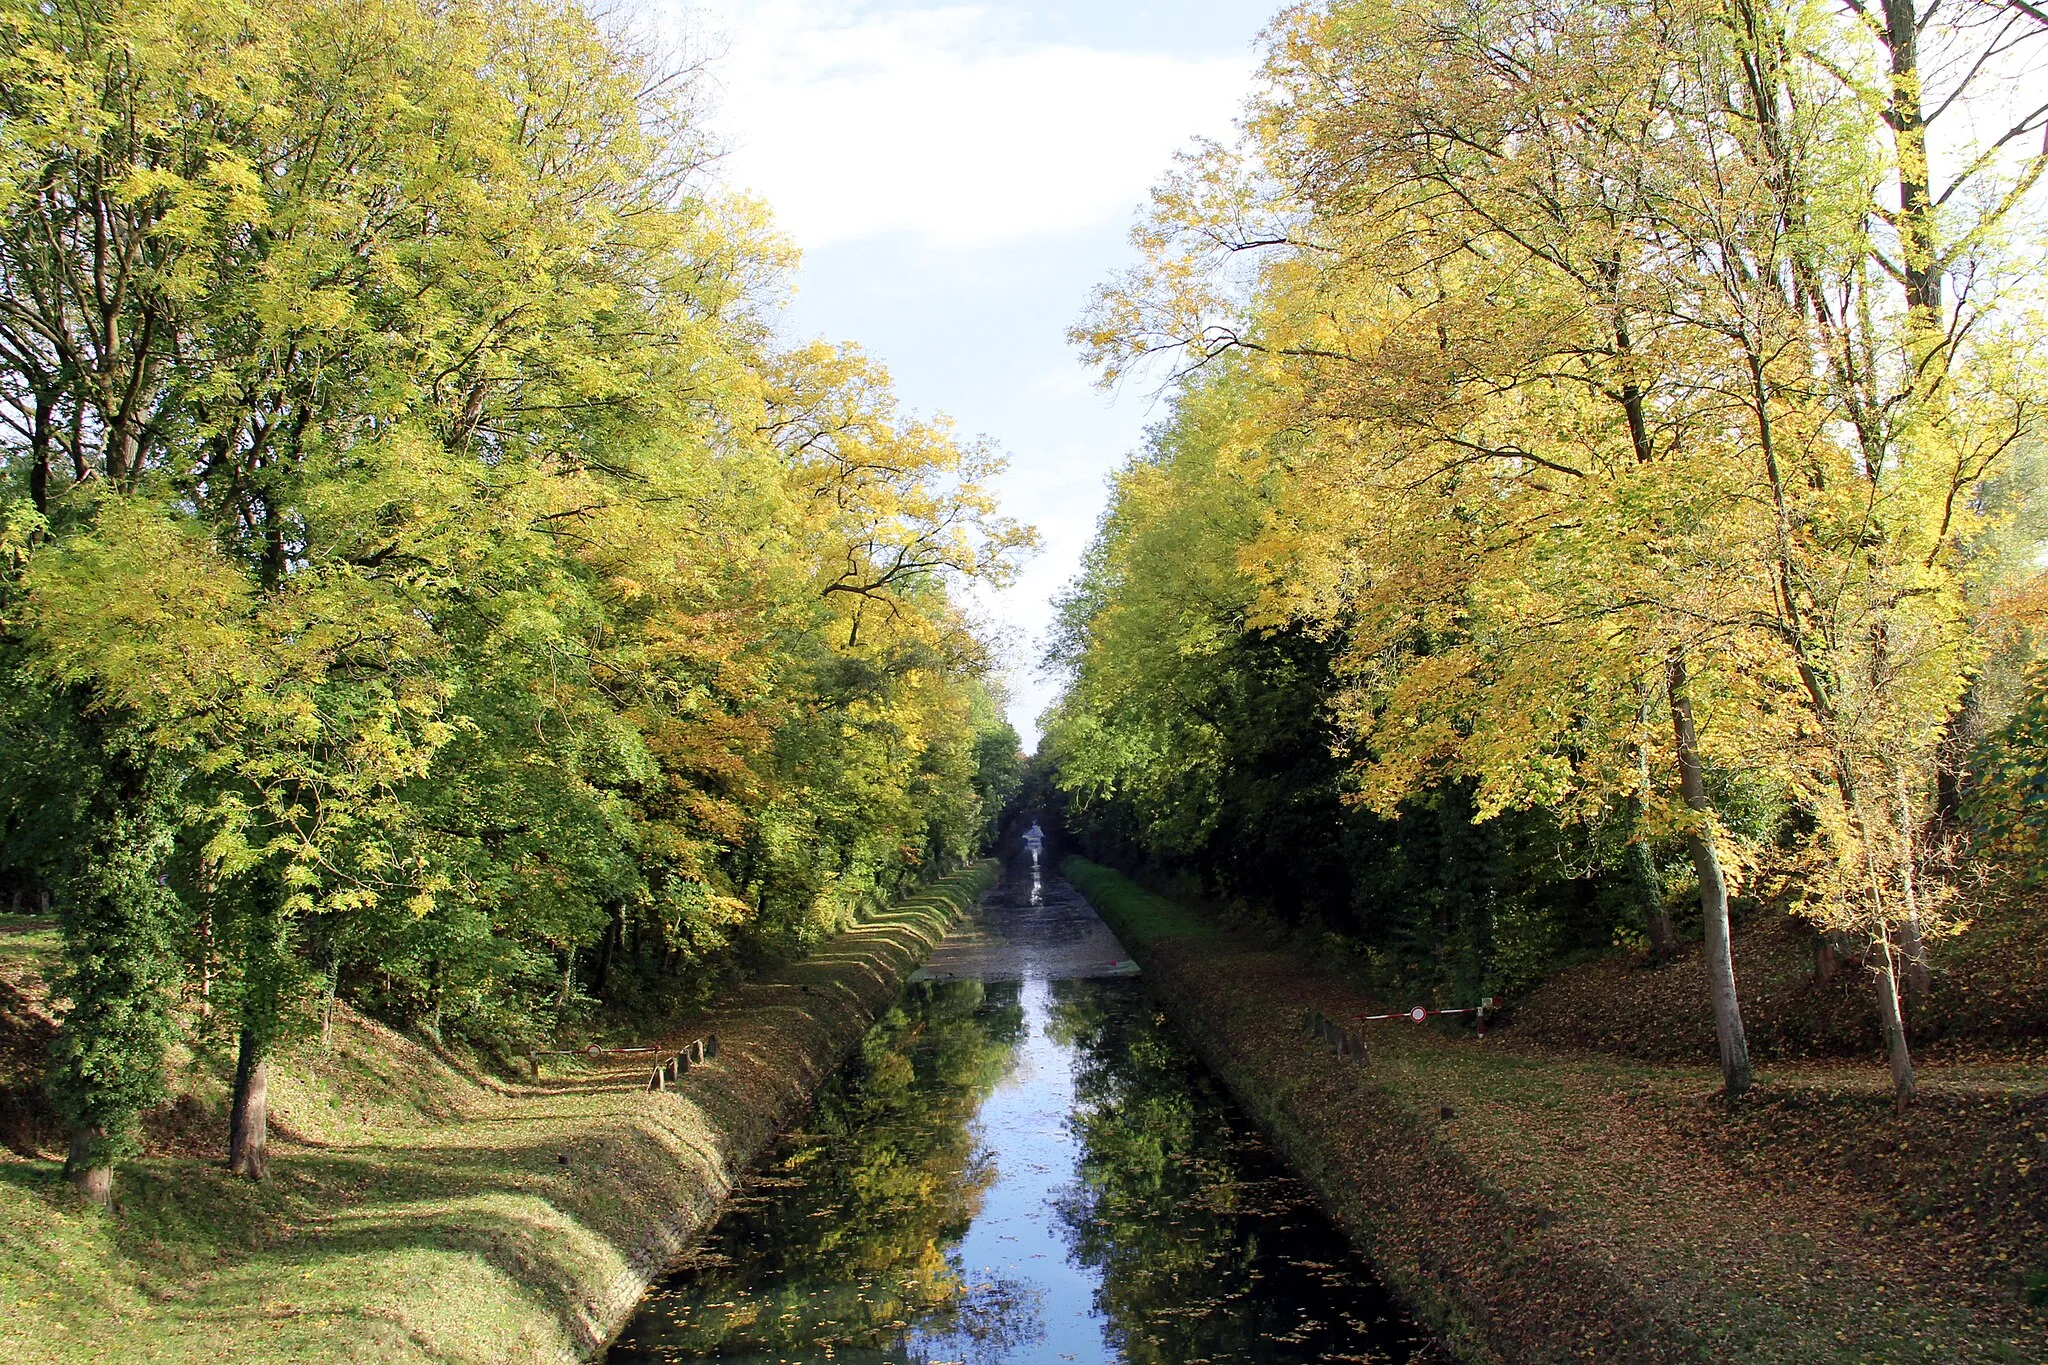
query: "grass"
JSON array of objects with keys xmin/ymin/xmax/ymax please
[
  {"xmin": 1063, "ymin": 855, "xmax": 2048, "ymax": 1365},
  {"xmin": 0, "ymin": 863, "xmax": 996, "ymax": 1365},
  {"xmin": 1062, "ymin": 858, "xmax": 1218, "ymax": 942}
]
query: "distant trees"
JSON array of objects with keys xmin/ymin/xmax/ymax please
[
  {"xmin": 1050, "ymin": 0, "xmax": 2048, "ymax": 1102},
  {"xmin": 0, "ymin": 0, "xmax": 1027, "ymax": 1200}
]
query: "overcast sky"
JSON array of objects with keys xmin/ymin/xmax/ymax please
[{"xmin": 645, "ymin": 0, "xmax": 1280, "ymax": 747}]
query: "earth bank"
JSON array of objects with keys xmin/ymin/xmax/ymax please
[
  {"xmin": 0, "ymin": 862, "xmax": 996, "ymax": 1365},
  {"xmin": 1064, "ymin": 855, "xmax": 2048, "ymax": 1365}
]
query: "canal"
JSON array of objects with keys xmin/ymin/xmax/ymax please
[{"xmin": 608, "ymin": 852, "xmax": 1436, "ymax": 1365}]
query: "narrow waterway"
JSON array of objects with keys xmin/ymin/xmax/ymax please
[{"xmin": 608, "ymin": 852, "xmax": 1435, "ymax": 1365}]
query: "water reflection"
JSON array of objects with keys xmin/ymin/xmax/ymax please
[
  {"xmin": 1024, "ymin": 822, "xmax": 1045, "ymax": 906},
  {"xmin": 608, "ymin": 868, "xmax": 1434, "ymax": 1365},
  {"xmin": 1052, "ymin": 982, "xmax": 1429, "ymax": 1362},
  {"xmin": 608, "ymin": 979, "xmax": 1030, "ymax": 1363}
]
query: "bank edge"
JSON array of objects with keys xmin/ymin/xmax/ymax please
[
  {"xmin": 0, "ymin": 860, "xmax": 998, "ymax": 1365},
  {"xmin": 1062, "ymin": 854, "xmax": 1709, "ymax": 1365}
]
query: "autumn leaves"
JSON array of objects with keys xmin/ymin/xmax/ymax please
[{"xmin": 1047, "ymin": 0, "xmax": 2047, "ymax": 1101}]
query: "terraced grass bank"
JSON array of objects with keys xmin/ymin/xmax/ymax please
[
  {"xmin": 1064, "ymin": 856, "xmax": 2048, "ymax": 1365},
  {"xmin": 0, "ymin": 862, "xmax": 996, "ymax": 1365}
]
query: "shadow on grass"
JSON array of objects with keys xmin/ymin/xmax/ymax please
[{"xmin": 1, "ymin": 1113, "xmax": 713, "ymax": 1347}]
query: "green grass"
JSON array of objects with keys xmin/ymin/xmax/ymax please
[
  {"xmin": 0, "ymin": 914, "xmax": 60, "ymax": 971},
  {"xmin": 1061, "ymin": 857, "xmax": 1218, "ymax": 945},
  {"xmin": 0, "ymin": 861, "xmax": 997, "ymax": 1365}
]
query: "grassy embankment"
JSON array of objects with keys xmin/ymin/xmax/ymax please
[
  {"xmin": 0, "ymin": 861, "xmax": 996, "ymax": 1365},
  {"xmin": 1065, "ymin": 855, "xmax": 2048, "ymax": 1365}
]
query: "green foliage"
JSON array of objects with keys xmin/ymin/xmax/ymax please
[
  {"xmin": 1046, "ymin": 0, "xmax": 2048, "ymax": 1052},
  {"xmin": 0, "ymin": 0, "xmax": 1030, "ymax": 1179},
  {"xmin": 1041, "ymin": 377, "xmax": 1632, "ymax": 1002},
  {"xmin": 1966, "ymin": 664, "xmax": 2048, "ymax": 881},
  {"xmin": 43, "ymin": 732, "xmax": 184, "ymax": 1165}
]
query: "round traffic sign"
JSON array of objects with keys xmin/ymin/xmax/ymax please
[{"xmin": 1409, "ymin": 1006, "xmax": 1428, "ymax": 1023}]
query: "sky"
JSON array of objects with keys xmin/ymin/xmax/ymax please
[{"xmin": 642, "ymin": 0, "xmax": 1282, "ymax": 747}]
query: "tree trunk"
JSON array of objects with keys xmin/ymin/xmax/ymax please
[
  {"xmin": 1896, "ymin": 912, "xmax": 1931, "ymax": 1003},
  {"xmin": 65, "ymin": 1126, "xmax": 112, "ymax": 1205},
  {"xmin": 594, "ymin": 907, "xmax": 622, "ymax": 997},
  {"xmin": 28, "ymin": 390, "xmax": 53, "ymax": 514},
  {"xmin": 1873, "ymin": 928, "xmax": 1918, "ymax": 1112},
  {"xmin": 1814, "ymin": 928, "xmax": 1862, "ymax": 987},
  {"xmin": 1892, "ymin": 765, "xmax": 1932, "ymax": 1003},
  {"xmin": 196, "ymin": 905, "xmax": 213, "ymax": 1021},
  {"xmin": 227, "ymin": 1027, "xmax": 269, "ymax": 1180},
  {"xmin": 1667, "ymin": 654, "xmax": 1753, "ymax": 1098},
  {"xmin": 555, "ymin": 947, "xmax": 576, "ymax": 1016},
  {"xmin": 1628, "ymin": 836, "xmax": 1677, "ymax": 962},
  {"xmin": 1879, "ymin": 0, "xmax": 1940, "ymax": 322},
  {"xmin": 1933, "ymin": 682, "xmax": 1983, "ymax": 827},
  {"xmin": 49, "ymin": 744, "xmax": 182, "ymax": 1207}
]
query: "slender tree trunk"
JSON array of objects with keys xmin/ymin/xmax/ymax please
[
  {"xmin": 50, "ymin": 740, "xmax": 182, "ymax": 1207},
  {"xmin": 1628, "ymin": 837, "xmax": 1677, "ymax": 962},
  {"xmin": 424, "ymin": 956, "xmax": 443, "ymax": 1046},
  {"xmin": 1667, "ymin": 654, "xmax": 1753, "ymax": 1098},
  {"xmin": 65, "ymin": 1126, "xmax": 112, "ymax": 1204},
  {"xmin": 1892, "ymin": 765, "xmax": 1931, "ymax": 1003},
  {"xmin": 594, "ymin": 907, "xmax": 622, "ymax": 997},
  {"xmin": 1879, "ymin": 0, "xmax": 1940, "ymax": 324},
  {"xmin": 1873, "ymin": 927, "xmax": 1918, "ymax": 1113},
  {"xmin": 555, "ymin": 947, "xmax": 575, "ymax": 1016},
  {"xmin": 196, "ymin": 905, "xmax": 213, "ymax": 1021},
  {"xmin": 1629, "ymin": 701, "xmax": 1677, "ymax": 962},
  {"xmin": 1931, "ymin": 677, "xmax": 1982, "ymax": 827},
  {"xmin": 1814, "ymin": 928, "xmax": 1862, "ymax": 987},
  {"xmin": 29, "ymin": 394, "xmax": 51, "ymax": 515},
  {"xmin": 227, "ymin": 1026, "xmax": 269, "ymax": 1180}
]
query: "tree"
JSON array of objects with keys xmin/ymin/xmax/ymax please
[
  {"xmin": 1067, "ymin": 0, "xmax": 2047, "ymax": 1101},
  {"xmin": 0, "ymin": 0, "xmax": 1031, "ymax": 1198}
]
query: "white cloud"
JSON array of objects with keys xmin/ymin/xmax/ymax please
[{"xmin": 675, "ymin": 0, "xmax": 1254, "ymax": 248}]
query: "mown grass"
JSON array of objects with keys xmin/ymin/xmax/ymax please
[
  {"xmin": 0, "ymin": 862, "xmax": 995, "ymax": 1365},
  {"xmin": 1062, "ymin": 857, "xmax": 1218, "ymax": 943}
]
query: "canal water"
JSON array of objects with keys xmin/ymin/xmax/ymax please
[{"xmin": 607, "ymin": 853, "xmax": 1435, "ymax": 1365}]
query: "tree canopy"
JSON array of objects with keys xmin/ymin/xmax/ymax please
[
  {"xmin": 1047, "ymin": 0, "xmax": 2048, "ymax": 1104},
  {"xmin": 0, "ymin": 0, "xmax": 1028, "ymax": 1196}
]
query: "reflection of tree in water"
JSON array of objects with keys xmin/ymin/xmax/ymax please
[
  {"xmin": 610, "ymin": 979, "xmax": 1037, "ymax": 1363},
  {"xmin": 1049, "ymin": 979, "xmax": 1421, "ymax": 1365}
]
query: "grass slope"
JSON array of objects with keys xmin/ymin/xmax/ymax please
[
  {"xmin": 0, "ymin": 864, "xmax": 995, "ymax": 1365},
  {"xmin": 1065, "ymin": 855, "xmax": 2048, "ymax": 1365}
]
